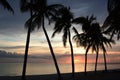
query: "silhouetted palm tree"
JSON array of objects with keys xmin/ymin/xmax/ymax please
[
  {"xmin": 103, "ymin": 0, "xmax": 120, "ymax": 40},
  {"xmin": 72, "ymin": 15, "xmax": 96, "ymax": 75},
  {"xmin": 51, "ymin": 7, "xmax": 75, "ymax": 78},
  {"xmin": 20, "ymin": 0, "xmax": 34, "ymax": 80},
  {"xmin": 88, "ymin": 23, "xmax": 115, "ymax": 73},
  {"xmin": 24, "ymin": 0, "xmax": 64, "ymax": 80},
  {"xmin": 73, "ymin": 22, "xmax": 115, "ymax": 74},
  {"xmin": 0, "ymin": 0, "xmax": 14, "ymax": 13}
]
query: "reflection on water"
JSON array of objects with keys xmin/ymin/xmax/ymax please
[{"xmin": 0, "ymin": 63, "xmax": 120, "ymax": 76}]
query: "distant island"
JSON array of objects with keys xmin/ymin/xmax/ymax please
[
  {"xmin": 0, "ymin": 50, "xmax": 56, "ymax": 63},
  {"xmin": 0, "ymin": 50, "xmax": 23, "ymax": 58},
  {"xmin": 0, "ymin": 50, "xmax": 42, "ymax": 58}
]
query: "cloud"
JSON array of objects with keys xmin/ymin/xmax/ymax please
[
  {"xmin": 0, "ymin": 0, "xmax": 120, "ymax": 58},
  {"xmin": 0, "ymin": 46, "xmax": 24, "ymax": 49},
  {"xmin": 0, "ymin": 45, "xmax": 51, "ymax": 50},
  {"xmin": 0, "ymin": 49, "xmax": 120, "ymax": 63},
  {"xmin": 0, "ymin": 0, "xmax": 29, "ymax": 36},
  {"xmin": 0, "ymin": 0, "xmax": 108, "ymax": 36},
  {"xmin": 107, "ymin": 45, "xmax": 120, "ymax": 54}
]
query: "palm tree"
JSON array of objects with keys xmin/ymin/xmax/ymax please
[
  {"xmin": 51, "ymin": 7, "xmax": 75, "ymax": 78},
  {"xmin": 24, "ymin": 0, "xmax": 64, "ymax": 80},
  {"xmin": 88, "ymin": 23, "xmax": 114, "ymax": 73},
  {"xmin": 73, "ymin": 22, "xmax": 115, "ymax": 74},
  {"xmin": 20, "ymin": 0, "xmax": 34, "ymax": 80},
  {"xmin": 103, "ymin": 0, "xmax": 120, "ymax": 40},
  {"xmin": 0, "ymin": 0, "xmax": 14, "ymax": 13},
  {"xmin": 72, "ymin": 15, "xmax": 96, "ymax": 75}
]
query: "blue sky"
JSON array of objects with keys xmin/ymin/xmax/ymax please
[{"xmin": 0, "ymin": 0, "xmax": 120, "ymax": 55}]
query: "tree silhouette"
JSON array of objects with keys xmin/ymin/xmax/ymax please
[
  {"xmin": 73, "ymin": 16, "xmax": 115, "ymax": 74},
  {"xmin": 103, "ymin": 0, "xmax": 120, "ymax": 40},
  {"xmin": 72, "ymin": 15, "xmax": 96, "ymax": 75},
  {"xmin": 20, "ymin": 0, "xmax": 35, "ymax": 80},
  {"xmin": 51, "ymin": 7, "xmax": 75, "ymax": 78},
  {"xmin": 88, "ymin": 23, "xmax": 115, "ymax": 73},
  {"xmin": 0, "ymin": 0, "xmax": 14, "ymax": 14},
  {"xmin": 24, "ymin": 0, "xmax": 64, "ymax": 80}
]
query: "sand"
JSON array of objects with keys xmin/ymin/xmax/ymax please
[{"xmin": 0, "ymin": 69, "xmax": 120, "ymax": 80}]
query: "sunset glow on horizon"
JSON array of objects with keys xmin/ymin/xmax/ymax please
[
  {"xmin": 0, "ymin": 0, "xmax": 120, "ymax": 64},
  {"xmin": 0, "ymin": 0, "xmax": 120, "ymax": 79}
]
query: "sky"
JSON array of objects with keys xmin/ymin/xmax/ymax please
[{"xmin": 0, "ymin": 0, "xmax": 120, "ymax": 58}]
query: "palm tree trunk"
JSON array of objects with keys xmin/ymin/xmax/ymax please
[
  {"xmin": 68, "ymin": 30, "xmax": 75, "ymax": 78},
  {"xmin": 22, "ymin": 25, "xmax": 31, "ymax": 80},
  {"xmin": 22, "ymin": 1, "xmax": 33, "ymax": 80},
  {"xmin": 103, "ymin": 52, "xmax": 107, "ymax": 72},
  {"xmin": 95, "ymin": 51, "xmax": 98, "ymax": 74},
  {"xmin": 84, "ymin": 45, "xmax": 91, "ymax": 75},
  {"xmin": 84, "ymin": 52, "xmax": 87, "ymax": 75},
  {"xmin": 42, "ymin": 16, "xmax": 61, "ymax": 80}
]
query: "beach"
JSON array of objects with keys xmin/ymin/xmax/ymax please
[{"xmin": 0, "ymin": 69, "xmax": 120, "ymax": 80}]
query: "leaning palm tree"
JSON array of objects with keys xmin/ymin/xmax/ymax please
[
  {"xmin": 103, "ymin": 0, "xmax": 120, "ymax": 40},
  {"xmin": 0, "ymin": 0, "xmax": 14, "ymax": 13},
  {"xmin": 72, "ymin": 15, "xmax": 96, "ymax": 75},
  {"xmin": 24, "ymin": 0, "xmax": 64, "ymax": 80},
  {"xmin": 51, "ymin": 7, "xmax": 75, "ymax": 78},
  {"xmin": 73, "ymin": 23, "xmax": 115, "ymax": 74},
  {"xmin": 20, "ymin": 0, "xmax": 34, "ymax": 80}
]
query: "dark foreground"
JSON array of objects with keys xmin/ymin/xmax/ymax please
[{"xmin": 0, "ymin": 69, "xmax": 120, "ymax": 80}]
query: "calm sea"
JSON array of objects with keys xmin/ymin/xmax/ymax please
[{"xmin": 0, "ymin": 62, "xmax": 120, "ymax": 76}]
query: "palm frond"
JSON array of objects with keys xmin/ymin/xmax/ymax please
[
  {"xmin": 25, "ymin": 18, "xmax": 35, "ymax": 32},
  {"xmin": 63, "ymin": 30, "xmax": 68, "ymax": 47},
  {"xmin": 72, "ymin": 17, "xmax": 86, "ymax": 24},
  {"xmin": 20, "ymin": 0, "xmax": 30, "ymax": 12},
  {"xmin": 47, "ymin": 4, "xmax": 64, "ymax": 15},
  {"xmin": 51, "ymin": 6, "xmax": 73, "ymax": 46},
  {"xmin": 25, "ymin": 14, "xmax": 41, "ymax": 32},
  {"xmin": 0, "ymin": 0, "xmax": 14, "ymax": 13},
  {"xmin": 33, "ymin": 13, "xmax": 42, "ymax": 29},
  {"xmin": 72, "ymin": 27, "xmax": 79, "ymax": 35},
  {"xmin": 89, "ymin": 15, "xmax": 96, "ymax": 23},
  {"xmin": 72, "ymin": 27, "xmax": 81, "ymax": 47},
  {"xmin": 103, "ymin": 0, "xmax": 120, "ymax": 40}
]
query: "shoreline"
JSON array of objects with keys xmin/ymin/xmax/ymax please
[{"xmin": 0, "ymin": 69, "xmax": 120, "ymax": 80}]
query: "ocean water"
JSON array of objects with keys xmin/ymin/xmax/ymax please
[{"xmin": 0, "ymin": 62, "xmax": 120, "ymax": 76}]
